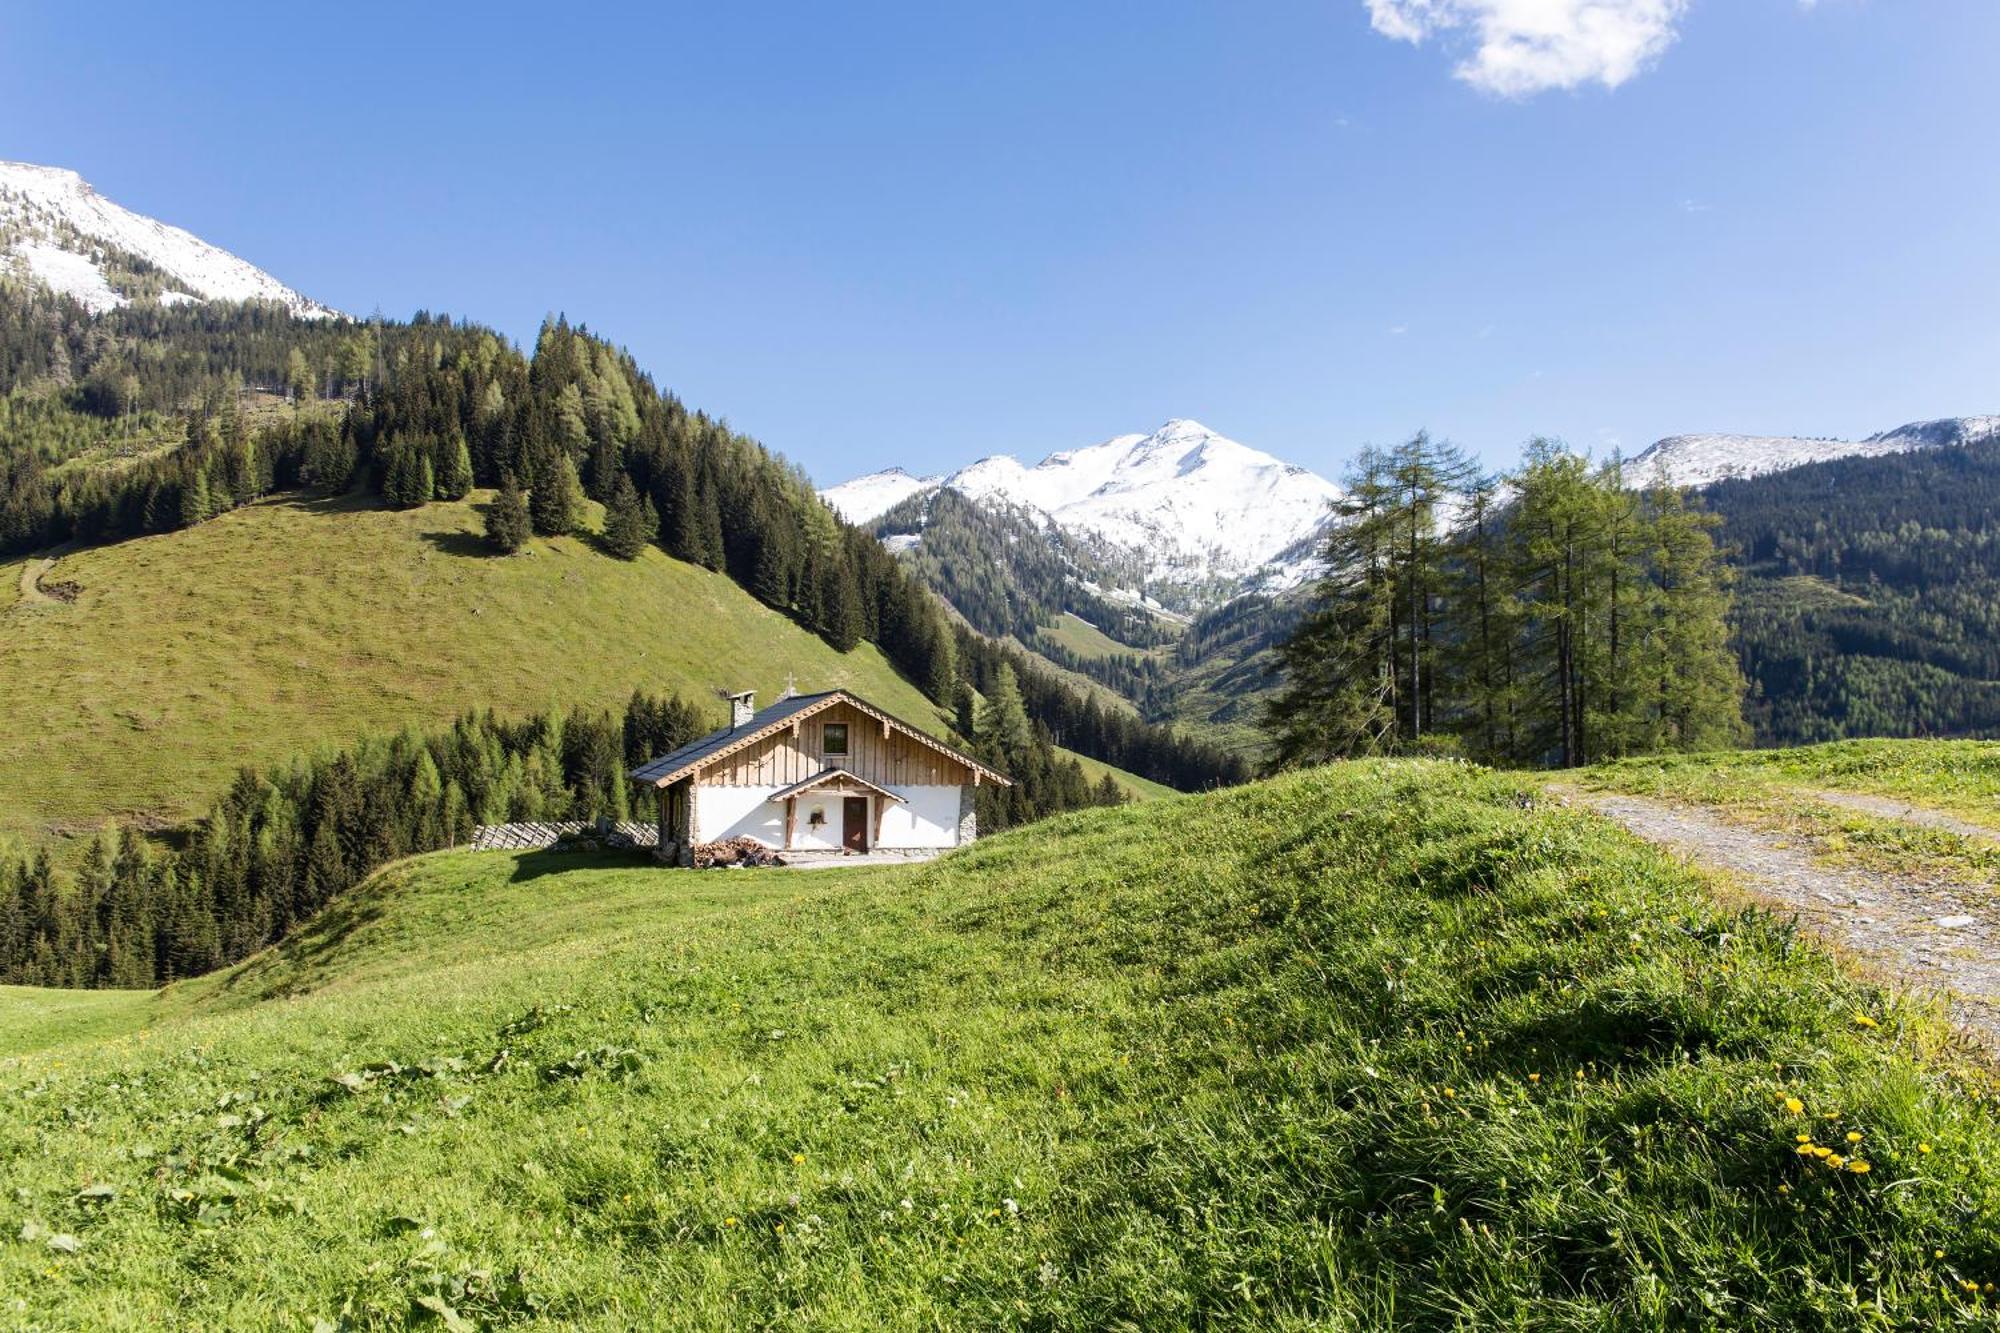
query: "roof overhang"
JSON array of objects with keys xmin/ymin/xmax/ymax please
[
  {"xmin": 634, "ymin": 689, "xmax": 1012, "ymax": 788},
  {"xmin": 766, "ymin": 767, "xmax": 906, "ymax": 805}
]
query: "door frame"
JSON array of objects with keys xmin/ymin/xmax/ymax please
[{"xmin": 841, "ymin": 795, "xmax": 870, "ymax": 852}]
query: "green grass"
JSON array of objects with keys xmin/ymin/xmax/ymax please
[
  {"xmin": 1586, "ymin": 738, "xmax": 2000, "ymax": 817},
  {"xmin": 1580, "ymin": 739, "xmax": 2000, "ymax": 886},
  {"xmin": 1037, "ymin": 612, "xmax": 1143, "ymax": 662},
  {"xmin": 0, "ymin": 491, "xmax": 1161, "ymax": 857},
  {"xmin": 4, "ymin": 761, "xmax": 1998, "ymax": 1327}
]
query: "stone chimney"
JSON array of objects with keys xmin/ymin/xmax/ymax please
[{"xmin": 725, "ymin": 689, "xmax": 757, "ymax": 730}]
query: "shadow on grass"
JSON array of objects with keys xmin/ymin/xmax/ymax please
[
  {"xmin": 507, "ymin": 848, "xmax": 656, "ymax": 883},
  {"xmin": 418, "ymin": 527, "xmax": 497, "ymax": 558},
  {"xmin": 217, "ymin": 888, "xmax": 392, "ymax": 999}
]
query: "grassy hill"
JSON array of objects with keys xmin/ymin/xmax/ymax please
[
  {"xmin": 4, "ymin": 760, "xmax": 1997, "ymax": 1327},
  {"xmin": 0, "ymin": 491, "xmax": 1161, "ymax": 856}
]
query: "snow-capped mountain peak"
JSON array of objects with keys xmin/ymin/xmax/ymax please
[
  {"xmin": 1629, "ymin": 415, "xmax": 2000, "ymax": 489},
  {"xmin": 820, "ymin": 467, "xmax": 941, "ymax": 524},
  {"xmin": 0, "ymin": 160, "xmax": 336, "ymax": 319},
  {"xmin": 821, "ymin": 419, "xmax": 1343, "ymax": 605}
]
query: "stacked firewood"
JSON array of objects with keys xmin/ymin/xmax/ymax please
[{"xmin": 691, "ymin": 837, "xmax": 787, "ymax": 869}]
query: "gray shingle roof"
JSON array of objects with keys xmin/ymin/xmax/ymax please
[
  {"xmin": 628, "ymin": 692, "xmax": 839, "ymax": 785},
  {"xmin": 627, "ymin": 688, "xmax": 1011, "ymax": 788}
]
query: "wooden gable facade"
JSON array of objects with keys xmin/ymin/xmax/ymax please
[
  {"xmin": 635, "ymin": 690, "xmax": 1007, "ymax": 865},
  {"xmin": 698, "ymin": 699, "xmax": 980, "ymax": 789}
]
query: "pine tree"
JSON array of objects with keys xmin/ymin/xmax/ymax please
[
  {"xmin": 530, "ymin": 449, "xmax": 583, "ymax": 537},
  {"xmin": 485, "ymin": 475, "xmax": 531, "ymax": 553}
]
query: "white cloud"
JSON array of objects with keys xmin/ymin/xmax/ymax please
[{"xmin": 1365, "ymin": 0, "xmax": 1690, "ymax": 97}]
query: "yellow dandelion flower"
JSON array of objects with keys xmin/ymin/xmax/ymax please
[
  {"xmin": 1920, "ymin": 1143, "xmax": 1933, "ymax": 1154},
  {"xmin": 1847, "ymin": 1160, "xmax": 1871, "ymax": 1174},
  {"xmin": 724, "ymin": 1217, "xmax": 740, "ymax": 1228},
  {"xmin": 1827, "ymin": 1153, "xmax": 1846, "ymax": 1168},
  {"xmin": 1784, "ymin": 1097, "xmax": 1804, "ymax": 1114},
  {"xmin": 1795, "ymin": 1143, "xmax": 1816, "ymax": 1156},
  {"xmin": 1854, "ymin": 1012, "xmax": 1879, "ymax": 1029},
  {"xmin": 1811, "ymin": 1145, "xmax": 1832, "ymax": 1158},
  {"xmin": 791, "ymin": 1153, "xmax": 805, "ymax": 1165},
  {"xmin": 1795, "ymin": 1133, "xmax": 1812, "ymax": 1143},
  {"xmin": 1529, "ymin": 1073, "xmax": 1541, "ymax": 1083},
  {"xmin": 1846, "ymin": 1131, "xmax": 1863, "ymax": 1144},
  {"xmin": 1443, "ymin": 1087, "xmax": 1456, "ymax": 1099},
  {"xmin": 1937, "ymin": 1249, "xmax": 1947, "ymax": 1260}
]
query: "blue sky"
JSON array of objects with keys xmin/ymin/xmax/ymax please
[{"xmin": 5, "ymin": 1, "xmax": 1998, "ymax": 483}]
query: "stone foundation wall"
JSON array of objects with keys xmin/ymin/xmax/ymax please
[{"xmin": 958, "ymin": 784, "xmax": 978, "ymax": 845}]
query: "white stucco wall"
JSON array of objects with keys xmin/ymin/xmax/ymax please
[
  {"xmin": 790, "ymin": 792, "xmax": 844, "ymax": 851},
  {"xmin": 695, "ymin": 785, "xmax": 786, "ymax": 846},
  {"xmin": 877, "ymin": 785, "xmax": 963, "ymax": 849},
  {"xmin": 693, "ymin": 783, "xmax": 966, "ymax": 850}
]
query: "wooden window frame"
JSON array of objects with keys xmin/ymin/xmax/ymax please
[{"xmin": 822, "ymin": 722, "xmax": 850, "ymax": 756}]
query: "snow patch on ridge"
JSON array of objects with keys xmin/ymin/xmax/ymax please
[
  {"xmin": 1630, "ymin": 417, "xmax": 2000, "ymax": 489},
  {"xmin": 0, "ymin": 160, "xmax": 336, "ymax": 319}
]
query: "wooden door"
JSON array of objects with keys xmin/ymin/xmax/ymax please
[{"xmin": 842, "ymin": 797, "xmax": 869, "ymax": 852}]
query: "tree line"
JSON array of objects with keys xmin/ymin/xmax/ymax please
[
  {"xmin": 0, "ymin": 668, "xmax": 1166, "ymax": 989},
  {"xmin": 1266, "ymin": 433, "xmax": 1745, "ymax": 768},
  {"xmin": 0, "ymin": 292, "xmax": 1246, "ymax": 798},
  {"xmin": 1701, "ymin": 438, "xmax": 2000, "ymax": 743},
  {"xmin": 0, "ymin": 690, "xmax": 710, "ymax": 989}
]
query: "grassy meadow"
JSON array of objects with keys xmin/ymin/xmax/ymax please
[
  {"xmin": 1582, "ymin": 739, "xmax": 2000, "ymax": 886},
  {"xmin": 4, "ymin": 760, "xmax": 1998, "ymax": 1327},
  {"xmin": 0, "ymin": 490, "xmax": 1161, "ymax": 857}
]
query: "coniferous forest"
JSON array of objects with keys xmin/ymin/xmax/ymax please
[
  {"xmin": 0, "ymin": 692, "xmax": 707, "ymax": 988},
  {"xmin": 0, "ymin": 284, "xmax": 1245, "ymax": 987},
  {"xmin": 1265, "ymin": 433, "xmax": 1746, "ymax": 767},
  {"xmin": 1703, "ymin": 437, "xmax": 2000, "ymax": 743},
  {"xmin": 0, "ymin": 284, "xmax": 1240, "ymax": 789}
]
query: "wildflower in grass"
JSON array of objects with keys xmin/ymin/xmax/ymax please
[
  {"xmin": 1920, "ymin": 1143, "xmax": 1934, "ymax": 1154},
  {"xmin": 1784, "ymin": 1097, "xmax": 1804, "ymax": 1115},
  {"xmin": 1796, "ymin": 1143, "xmax": 1817, "ymax": 1156},
  {"xmin": 724, "ymin": 1217, "xmax": 739, "ymax": 1228},
  {"xmin": 1528, "ymin": 1073, "xmax": 1540, "ymax": 1083},
  {"xmin": 1443, "ymin": 1087, "xmax": 1456, "ymax": 1099},
  {"xmin": 1827, "ymin": 1154, "xmax": 1846, "ymax": 1169},
  {"xmin": 1847, "ymin": 1160, "xmax": 1871, "ymax": 1174},
  {"xmin": 1854, "ymin": 1012, "xmax": 1879, "ymax": 1029},
  {"xmin": 1938, "ymin": 1250, "xmax": 1947, "ymax": 1259},
  {"xmin": 1795, "ymin": 1133, "xmax": 1811, "ymax": 1143},
  {"xmin": 791, "ymin": 1153, "xmax": 805, "ymax": 1165},
  {"xmin": 1846, "ymin": 1131, "xmax": 1863, "ymax": 1144}
]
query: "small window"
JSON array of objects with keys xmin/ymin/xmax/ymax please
[{"xmin": 822, "ymin": 722, "xmax": 849, "ymax": 756}]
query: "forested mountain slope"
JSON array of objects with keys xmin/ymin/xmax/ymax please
[{"xmin": 1705, "ymin": 437, "xmax": 2000, "ymax": 743}]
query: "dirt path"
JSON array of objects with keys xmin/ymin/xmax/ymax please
[
  {"xmin": 1806, "ymin": 788, "xmax": 2000, "ymax": 843},
  {"xmin": 15, "ymin": 543, "xmax": 76, "ymax": 607},
  {"xmin": 1569, "ymin": 789, "xmax": 2000, "ymax": 1049}
]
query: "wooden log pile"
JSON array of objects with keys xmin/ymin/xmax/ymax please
[{"xmin": 691, "ymin": 837, "xmax": 787, "ymax": 869}]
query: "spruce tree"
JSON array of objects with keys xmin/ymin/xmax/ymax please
[
  {"xmin": 486, "ymin": 475, "xmax": 531, "ymax": 553},
  {"xmin": 602, "ymin": 474, "xmax": 655, "ymax": 559},
  {"xmin": 530, "ymin": 450, "xmax": 584, "ymax": 537},
  {"xmin": 434, "ymin": 434, "xmax": 474, "ymax": 501}
]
